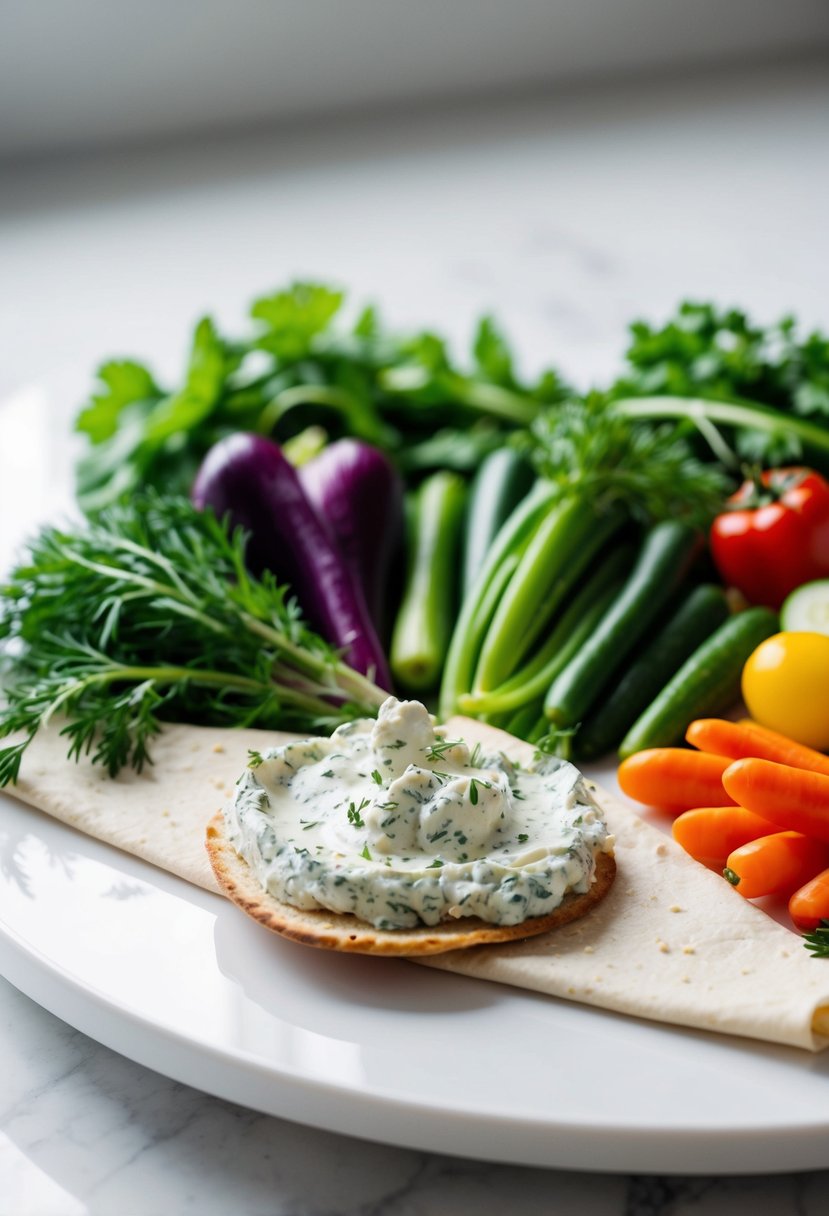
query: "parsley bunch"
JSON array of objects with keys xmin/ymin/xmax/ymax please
[
  {"xmin": 0, "ymin": 494, "xmax": 385, "ymax": 783},
  {"xmin": 609, "ymin": 301, "xmax": 829, "ymax": 467}
]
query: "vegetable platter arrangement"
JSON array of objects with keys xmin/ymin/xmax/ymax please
[{"xmin": 4, "ymin": 283, "xmax": 829, "ymax": 956}]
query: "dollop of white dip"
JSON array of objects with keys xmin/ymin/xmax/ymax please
[{"xmin": 225, "ymin": 697, "xmax": 612, "ymax": 930}]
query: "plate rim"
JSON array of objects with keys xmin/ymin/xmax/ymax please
[{"xmin": 3, "ymin": 799, "xmax": 829, "ymax": 1176}]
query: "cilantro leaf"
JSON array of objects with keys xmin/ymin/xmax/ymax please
[
  {"xmin": 75, "ymin": 361, "xmax": 160, "ymax": 443},
  {"xmin": 251, "ymin": 283, "xmax": 344, "ymax": 359},
  {"xmin": 473, "ymin": 316, "xmax": 514, "ymax": 387}
]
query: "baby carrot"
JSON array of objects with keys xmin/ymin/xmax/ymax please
[
  {"xmin": 686, "ymin": 718, "xmax": 829, "ymax": 777},
  {"xmin": 724, "ymin": 832, "xmax": 829, "ymax": 899},
  {"xmin": 789, "ymin": 867, "xmax": 829, "ymax": 931},
  {"xmin": 617, "ymin": 749, "xmax": 737, "ymax": 812},
  {"xmin": 672, "ymin": 805, "xmax": 784, "ymax": 866},
  {"xmin": 722, "ymin": 758, "xmax": 829, "ymax": 842}
]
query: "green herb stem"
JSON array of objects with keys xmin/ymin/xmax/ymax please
[{"xmin": 615, "ymin": 396, "xmax": 829, "ymax": 460}]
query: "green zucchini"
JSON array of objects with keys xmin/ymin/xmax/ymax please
[
  {"xmin": 575, "ymin": 584, "xmax": 730, "ymax": 760},
  {"xmin": 618, "ymin": 606, "xmax": 779, "ymax": 758},
  {"xmin": 505, "ymin": 701, "xmax": 545, "ymax": 742},
  {"xmin": 544, "ymin": 520, "xmax": 700, "ymax": 727},
  {"xmin": 461, "ymin": 449, "xmax": 535, "ymax": 598},
  {"xmin": 390, "ymin": 471, "xmax": 466, "ymax": 690}
]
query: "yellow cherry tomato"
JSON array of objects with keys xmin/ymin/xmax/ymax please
[{"xmin": 742, "ymin": 632, "xmax": 829, "ymax": 750}]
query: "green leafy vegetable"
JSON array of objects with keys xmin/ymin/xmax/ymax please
[
  {"xmin": 74, "ymin": 282, "xmax": 570, "ymax": 511},
  {"xmin": 802, "ymin": 919, "xmax": 829, "ymax": 958},
  {"xmin": 73, "ymin": 289, "xmax": 829, "ymax": 513},
  {"xmin": 614, "ymin": 302, "xmax": 829, "ymax": 413},
  {"xmin": 608, "ymin": 302, "xmax": 829, "ymax": 467},
  {"xmin": 75, "ymin": 318, "xmax": 243, "ymax": 512},
  {"xmin": 251, "ymin": 283, "xmax": 345, "ymax": 359},
  {"xmin": 0, "ymin": 494, "xmax": 385, "ymax": 783}
]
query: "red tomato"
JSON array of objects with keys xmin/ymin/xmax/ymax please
[{"xmin": 710, "ymin": 468, "xmax": 829, "ymax": 609}]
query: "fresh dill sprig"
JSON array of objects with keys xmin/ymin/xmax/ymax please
[
  {"xmin": 802, "ymin": 919, "xmax": 829, "ymax": 958},
  {"xmin": 527, "ymin": 394, "xmax": 732, "ymax": 529},
  {"xmin": 0, "ymin": 493, "xmax": 385, "ymax": 782},
  {"xmin": 424, "ymin": 737, "xmax": 462, "ymax": 762}
]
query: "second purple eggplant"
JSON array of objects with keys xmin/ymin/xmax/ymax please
[{"xmin": 299, "ymin": 439, "xmax": 403, "ymax": 634}]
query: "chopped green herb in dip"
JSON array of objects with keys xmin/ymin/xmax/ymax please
[{"xmin": 225, "ymin": 698, "xmax": 613, "ymax": 930}]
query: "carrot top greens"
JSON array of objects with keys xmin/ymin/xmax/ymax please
[{"xmin": 0, "ymin": 493, "xmax": 385, "ymax": 784}]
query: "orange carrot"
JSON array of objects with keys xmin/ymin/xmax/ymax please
[
  {"xmin": 617, "ymin": 749, "xmax": 737, "ymax": 813},
  {"xmin": 672, "ymin": 805, "xmax": 784, "ymax": 866},
  {"xmin": 686, "ymin": 718, "xmax": 829, "ymax": 778},
  {"xmin": 724, "ymin": 832, "xmax": 829, "ymax": 899},
  {"xmin": 722, "ymin": 758, "xmax": 829, "ymax": 842},
  {"xmin": 789, "ymin": 867, "xmax": 829, "ymax": 931}
]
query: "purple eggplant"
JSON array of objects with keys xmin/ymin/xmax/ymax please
[
  {"xmin": 299, "ymin": 439, "xmax": 403, "ymax": 631},
  {"xmin": 192, "ymin": 433, "xmax": 391, "ymax": 688}
]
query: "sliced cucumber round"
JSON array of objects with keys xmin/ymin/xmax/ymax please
[{"xmin": 781, "ymin": 580, "xmax": 829, "ymax": 636}]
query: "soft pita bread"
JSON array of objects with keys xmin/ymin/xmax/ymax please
[
  {"xmin": 9, "ymin": 715, "xmax": 829, "ymax": 1049},
  {"xmin": 428, "ymin": 718, "xmax": 829, "ymax": 1050},
  {"xmin": 206, "ymin": 811, "xmax": 616, "ymax": 956}
]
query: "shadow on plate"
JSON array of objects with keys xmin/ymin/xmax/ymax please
[{"xmin": 211, "ymin": 899, "xmax": 499, "ymax": 1024}]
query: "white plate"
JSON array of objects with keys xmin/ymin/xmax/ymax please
[
  {"xmin": 2, "ymin": 380, "xmax": 829, "ymax": 1174},
  {"xmin": 4, "ymin": 779, "xmax": 829, "ymax": 1175}
]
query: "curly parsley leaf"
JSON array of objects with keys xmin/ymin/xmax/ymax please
[
  {"xmin": 76, "ymin": 360, "xmax": 161, "ymax": 444},
  {"xmin": 609, "ymin": 301, "xmax": 829, "ymax": 467}
]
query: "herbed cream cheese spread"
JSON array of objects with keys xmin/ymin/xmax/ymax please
[{"xmin": 225, "ymin": 697, "xmax": 613, "ymax": 931}]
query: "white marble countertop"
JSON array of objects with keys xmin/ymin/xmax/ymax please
[
  {"xmin": 2, "ymin": 55, "xmax": 829, "ymax": 1215},
  {"xmin": 5, "ymin": 976, "xmax": 829, "ymax": 1216}
]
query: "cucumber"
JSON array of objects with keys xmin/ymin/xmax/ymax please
[
  {"xmin": 505, "ymin": 701, "xmax": 545, "ymax": 742},
  {"xmin": 544, "ymin": 521, "xmax": 701, "ymax": 727},
  {"xmin": 618, "ymin": 606, "xmax": 779, "ymax": 758},
  {"xmin": 781, "ymin": 580, "xmax": 829, "ymax": 636},
  {"xmin": 390, "ymin": 471, "xmax": 466, "ymax": 691},
  {"xmin": 461, "ymin": 450, "xmax": 535, "ymax": 598},
  {"xmin": 504, "ymin": 703, "xmax": 554, "ymax": 746},
  {"xmin": 575, "ymin": 584, "xmax": 730, "ymax": 760}
]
